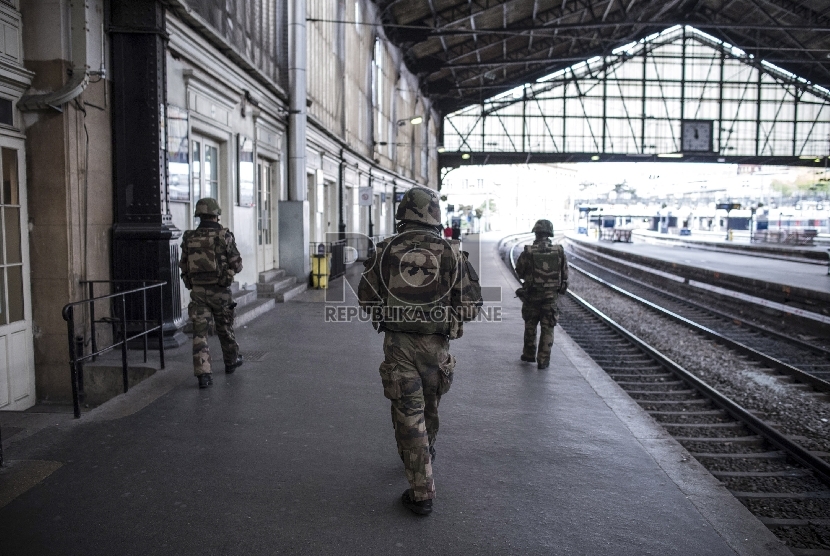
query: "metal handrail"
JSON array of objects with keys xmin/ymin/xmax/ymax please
[{"xmin": 62, "ymin": 280, "xmax": 167, "ymax": 418}]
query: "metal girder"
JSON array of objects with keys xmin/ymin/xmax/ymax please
[
  {"xmin": 441, "ymin": 27, "xmax": 830, "ymax": 167},
  {"xmin": 370, "ymin": 0, "xmax": 830, "ymax": 114},
  {"xmin": 439, "ymin": 151, "xmax": 830, "ymax": 167}
]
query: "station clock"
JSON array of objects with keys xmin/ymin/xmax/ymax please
[{"xmin": 681, "ymin": 120, "xmax": 714, "ymax": 152}]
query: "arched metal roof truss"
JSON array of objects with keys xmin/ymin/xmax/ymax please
[{"xmin": 440, "ymin": 25, "xmax": 830, "ymax": 166}]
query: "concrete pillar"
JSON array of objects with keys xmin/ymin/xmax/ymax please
[
  {"xmin": 280, "ymin": 0, "xmax": 309, "ymax": 280},
  {"xmin": 21, "ymin": 0, "xmax": 112, "ymax": 401}
]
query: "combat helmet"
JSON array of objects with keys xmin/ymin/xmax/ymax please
[
  {"xmin": 194, "ymin": 197, "xmax": 222, "ymax": 217},
  {"xmin": 395, "ymin": 186, "xmax": 442, "ymax": 227},
  {"xmin": 532, "ymin": 219, "xmax": 554, "ymax": 237}
]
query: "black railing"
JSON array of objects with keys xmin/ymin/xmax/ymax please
[
  {"xmin": 329, "ymin": 240, "xmax": 347, "ymax": 279},
  {"xmin": 62, "ymin": 281, "xmax": 167, "ymax": 418}
]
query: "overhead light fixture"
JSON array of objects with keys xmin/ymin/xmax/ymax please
[
  {"xmin": 461, "ymin": 153, "xmax": 471, "ymax": 160},
  {"xmin": 398, "ymin": 116, "xmax": 423, "ymax": 126},
  {"xmin": 799, "ymin": 155, "xmax": 817, "ymax": 160},
  {"xmin": 591, "ymin": 155, "xmax": 600, "ymax": 161},
  {"xmin": 437, "ymin": 146, "xmax": 446, "ymax": 153},
  {"xmin": 657, "ymin": 153, "xmax": 683, "ymax": 158}
]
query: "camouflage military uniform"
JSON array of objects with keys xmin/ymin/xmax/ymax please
[
  {"xmin": 179, "ymin": 220, "xmax": 243, "ymax": 377},
  {"xmin": 515, "ymin": 234, "xmax": 568, "ymax": 368},
  {"xmin": 358, "ymin": 186, "xmax": 482, "ymax": 511}
]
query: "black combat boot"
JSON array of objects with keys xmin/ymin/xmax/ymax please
[
  {"xmin": 225, "ymin": 355, "xmax": 244, "ymax": 374},
  {"xmin": 198, "ymin": 373, "xmax": 213, "ymax": 388},
  {"xmin": 520, "ymin": 355, "xmax": 536, "ymax": 363},
  {"xmin": 537, "ymin": 362, "xmax": 549, "ymax": 370},
  {"xmin": 401, "ymin": 489, "xmax": 433, "ymax": 516}
]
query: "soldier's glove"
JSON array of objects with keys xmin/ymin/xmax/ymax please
[{"xmin": 515, "ymin": 287, "xmax": 527, "ymax": 302}]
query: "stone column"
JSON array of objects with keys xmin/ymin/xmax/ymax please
[
  {"xmin": 279, "ymin": 0, "xmax": 310, "ymax": 281},
  {"xmin": 110, "ymin": 0, "xmax": 185, "ymax": 347}
]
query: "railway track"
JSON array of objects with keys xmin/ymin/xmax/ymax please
[
  {"xmin": 565, "ymin": 250, "xmax": 830, "ymax": 393},
  {"xmin": 502, "ymin": 236, "xmax": 830, "ymax": 554}
]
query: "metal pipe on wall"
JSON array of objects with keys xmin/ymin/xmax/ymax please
[{"xmin": 288, "ymin": 0, "xmax": 307, "ymax": 202}]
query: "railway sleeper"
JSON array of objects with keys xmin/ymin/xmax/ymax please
[
  {"xmin": 712, "ymin": 470, "xmax": 813, "ymax": 478},
  {"xmin": 612, "ymin": 377, "xmax": 678, "ymax": 384},
  {"xmin": 639, "ymin": 401, "xmax": 712, "ymax": 411},
  {"xmin": 604, "ymin": 365, "xmax": 666, "ymax": 372},
  {"xmin": 597, "ymin": 363, "xmax": 663, "ymax": 371},
  {"xmin": 692, "ymin": 451, "xmax": 787, "ymax": 459},
  {"xmin": 667, "ymin": 427, "xmax": 753, "ymax": 439},
  {"xmin": 589, "ymin": 357, "xmax": 655, "ymax": 365},
  {"xmin": 731, "ymin": 491, "xmax": 830, "ymax": 500},
  {"xmin": 676, "ymin": 435, "xmax": 766, "ymax": 446},
  {"xmin": 649, "ymin": 411, "xmax": 733, "ymax": 425},
  {"xmin": 759, "ymin": 517, "xmax": 830, "ymax": 527},
  {"xmin": 664, "ymin": 422, "xmax": 746, "ymax": 430},
  {"xmin": 626, "ymin": 389, "xmax": 698, "ymax": 398},
  {"xmin": 615, "ymin": 380, "xmax": 685, "ymax": 388},
  {"xmin": 649, "ymin": 409, "xmax": 727, "ymax": 416}
]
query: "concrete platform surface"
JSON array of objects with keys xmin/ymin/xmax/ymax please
[
  {"xmin": 572, "ymin": 234, "xmax": 829, "ymax": 295},
  {"xmin": 0, "ymin": 235, "xmax": 788, "ymax": 555}
]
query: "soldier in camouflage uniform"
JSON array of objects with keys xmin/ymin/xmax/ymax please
[
  {"xmin": 515, "ymin": 219, "xmax": 568, "ymax": 370},
  {"xmin": 358, "ymin": 186, "xmax": 483, "ymax": 516},
  {"xmin": 179, "ymin": 198, "xmax": 245, "ymax": 388}
]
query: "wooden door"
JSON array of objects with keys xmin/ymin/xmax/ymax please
[{"xmin": 0, "ymin": 141, "xmax": 34, "ymax": 410}]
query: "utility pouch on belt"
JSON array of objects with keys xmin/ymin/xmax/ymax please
[{"xmin": 437, "ymin": 353, "xmax": 456, "ymax": 395}]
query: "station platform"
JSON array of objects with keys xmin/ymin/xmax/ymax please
[
  {"xmin": 630, "ymin": 229, "xmax": 830, "ymax": 265},
  {"xmin": 0, "ymin": 235, "xmax": 788, "ymax": 555}
]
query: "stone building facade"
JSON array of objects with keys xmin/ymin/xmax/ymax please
[{"xmin": 11, "ymin": 0, "xmax": 440, "ymax": 406}]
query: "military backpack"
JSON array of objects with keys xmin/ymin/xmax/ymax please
[
  {"xmin": 183, "ymin": 228, "xmax": 234, "ymax": 287},
  {"xmin": 376, "ymin": 231, "xmax": 456, "ymax": 336},
  {"xmin": 524, "ymin": 243, "xmax": 565, "ymax": 295}
]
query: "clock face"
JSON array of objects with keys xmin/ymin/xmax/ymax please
[{"xmin": 681, "ymin": 120, "xmax": 713, "ymax": 152}]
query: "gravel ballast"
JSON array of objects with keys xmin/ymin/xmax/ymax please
[{"xmin": 569, "ymin": 270, "xmax": 830, "ymax": 456}]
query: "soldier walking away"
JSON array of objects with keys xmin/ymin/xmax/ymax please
[
  {"xmin": 515, "ymin": 219, "xmax": 568, "ymax": 370},
  {"xmin": 179, "ymin": 198, "xmax": 245, "ymax": 388},
  {"xmin": 358, "ymin": 186, "xmax": 483, "ymax": 516}
]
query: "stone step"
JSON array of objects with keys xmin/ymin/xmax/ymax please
[
  {"xmin": 235, "ymin": 298, "xmax": 276, "ymax": 328},
  {"xmin": 256, "ymin": 275, "xmax": 297, "ymax": 294},
  {"xmin": 271, "ymin": 282, "xmax": 307, "ymax": 302},
  {"xmin": 232, "ymin": 288, "xmax": 258, "ymax": 309},
  {"xmin": 258, "ymin": 268, "xmax": 286, "ymax": 283}
]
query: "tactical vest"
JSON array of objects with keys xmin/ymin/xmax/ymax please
[
  {"xmin": 525, "ymin": 243, "xmax": 564, "ymax": 295},
  {"xmin": 183, "ymin": 228, "xmax": 233, "ymax": 287},
  {"xmin": 378, "ymin": 231, "xmax": 457, "ymax": 336}
]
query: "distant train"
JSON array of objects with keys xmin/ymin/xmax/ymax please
[{"xmin": 575, "ymin": 205, "xmax": 829, "ymax": 235}]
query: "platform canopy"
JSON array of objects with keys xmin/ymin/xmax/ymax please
[{"xmin": 370, "ymin": 0, "xmax": 830, "ymax": 166}]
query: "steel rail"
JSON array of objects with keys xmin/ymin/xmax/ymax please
[
  {"xmin": 569, "ymin": 262, "xmax": 830, "ymax": 393},
  {"xmin": 567, "ymin": 250, "xmax": 830, "ymax": 358},
  {"xmin": 502, "ymin": 234, "xmax": 830, "ymax": 486},
  {"xmin": 566, "ymin": 290, "xmax": 830, "ymax": 486}
]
